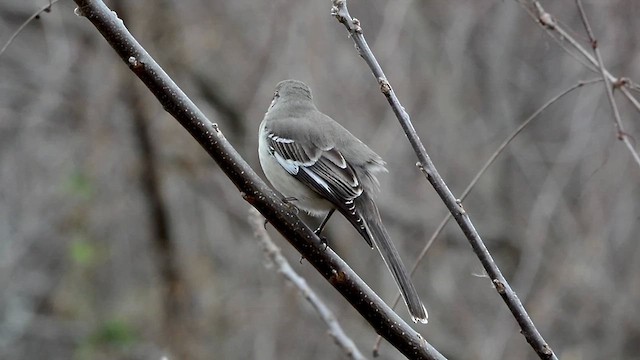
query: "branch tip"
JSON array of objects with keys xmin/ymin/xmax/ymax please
[{"xmin": 330, "ymin": 0, "xmax": 346, "ymax": 23}]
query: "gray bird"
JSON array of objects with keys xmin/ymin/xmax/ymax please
[{"xmin": 258, "ymin": 79, "xmax": 428, "ymax": 324}]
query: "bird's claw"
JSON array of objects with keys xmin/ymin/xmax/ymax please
[
  {"xmin": 314, "ymin": 229, "xmax": 329, "ymax": 251},
  {"xmin": 281, "ymin": 197, "xmax": 299, "ymax": 214},
  {"xmin": 320, "ymin": 236, "xmax": 329, "ymax": 251}
]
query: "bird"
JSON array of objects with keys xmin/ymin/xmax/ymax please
[{"xmin": 258, "ymin": 79, "xmax": 428, "ymax": 324}]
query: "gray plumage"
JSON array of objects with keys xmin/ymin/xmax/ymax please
[{"xmin": 258, "ymin": 79, "xmax": 428, "ymax": 324}]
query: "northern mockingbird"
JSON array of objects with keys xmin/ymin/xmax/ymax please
[{"xmin": 258, "ymin": 79, "xmax": 428, "ymax": 323}]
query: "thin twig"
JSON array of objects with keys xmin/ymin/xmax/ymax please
[
  {"xmin": 71, "ymin": 1, "xmax": 445, "ymax": 358},
  {"xmin": 249, "ymin": 208, "xmax": 367, "ymax": 360},
  {"xmin": 516, "ymin": 1, "xmax": 598, "ymax": 73},
  {"xmin": 0, "ymin": 0, "xmax": 61, "ymax": 58},
  {"xmin": 331, "ymin": 1, "xmax": 557, "ymax": 359},
  {"xmin": 574, "ymin": 0, "xmax": 640, "ymax": 168},
  {"xmin": 374, "ymin": 78, "xmax": 602, "ymax": 352},
  {"xmin": 528, "ymin": 1, "xmax": 640, "ymax": 167}
]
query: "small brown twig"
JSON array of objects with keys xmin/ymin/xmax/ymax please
[{"xmin": 331, "ymin": 1, "xmax": 557, "ymax": 359}]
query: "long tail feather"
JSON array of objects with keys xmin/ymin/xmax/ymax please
[{"xmin": 353, "ymin": 194, "xmax": 428, "ymax": 324}]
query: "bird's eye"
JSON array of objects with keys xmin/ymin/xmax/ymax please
[{"xmin": 268, "ymin": 91, "xmax": 280, "ymax": 109}]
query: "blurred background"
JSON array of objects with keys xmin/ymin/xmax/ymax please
[{"xmin": 1, "ymin": 0, "xmax": 639, "ymax": 359}]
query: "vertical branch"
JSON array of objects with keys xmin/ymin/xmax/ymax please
[{"xmin": 330, "ymin": 1, "xmax": 557, "ymax": 359}]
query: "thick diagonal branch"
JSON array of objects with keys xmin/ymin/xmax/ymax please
[{"xmin": 71, "ymin": 1, "xmax": 445, "ymax": 359}]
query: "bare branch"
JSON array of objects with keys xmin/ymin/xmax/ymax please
[
  {"xmin": 0, "ymin": 0, "xmax": 61, "ymax": 58},
  {"xmin": 375, "ymin": 78, "xmax": 602, "ymax": 352},
  {"xmin": 574, "ymin": 0, "xmax": 640, "ymax": 168},
  {"xmin": 71, "ymin": 1, "xmax": 445, "ymax": 358},
  {"xmin": 331, "ymin": 0, "xmax": 557, "ymax": 359},
  {"xmin": 249, "ymin": 208, "xmax": 367, "ymax": 360},
  {"xmin": 527, "ymin": 1, "xmax": 640, "ymax": 168}
]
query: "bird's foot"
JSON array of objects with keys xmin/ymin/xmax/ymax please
[
  {"xmin": 314, "ymin": 229, "xmax": 329, "ymax": 251},
  {"xmin": 320, "ymin": 236, "xmax": 329, "ymax": 251},
  {"xmin": 281, "ymin": 196, "xmax": 299, "ymax": 214}
]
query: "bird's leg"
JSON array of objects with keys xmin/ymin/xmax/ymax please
[
  {"xmin": 314, "ymin": 208, "xmax": 336, "ymax": 250},
  {"xmin": 315, "ymin": 208, "xmax": 336, "ymax": 235}
]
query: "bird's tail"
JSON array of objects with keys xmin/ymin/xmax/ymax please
[{"xmin": 352, "ymin": 194, "xmax": 428, "ymax": 324}]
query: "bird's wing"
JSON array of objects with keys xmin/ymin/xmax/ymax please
[{"xmin": 265, "ymin": 130, "xmax": 371, "ymax": 246}]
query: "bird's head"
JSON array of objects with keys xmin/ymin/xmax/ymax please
[{"xmin": 269, "ymin": 79, "xmax": 313, "ymax": 110}]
